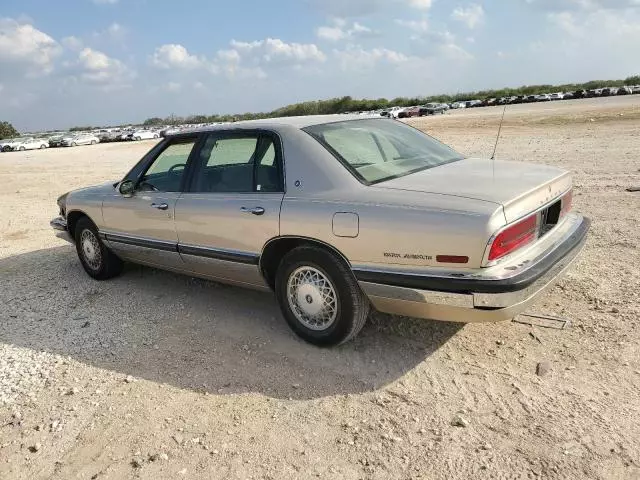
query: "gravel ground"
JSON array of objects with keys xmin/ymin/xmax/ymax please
[{"xmin": 1, "ymin": 96, "xmax": 639, "ymax": 479}]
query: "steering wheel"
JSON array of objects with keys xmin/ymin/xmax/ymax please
[{"xmin": 168, "ymin": 164, "xmax": 186, "ymax": 176}]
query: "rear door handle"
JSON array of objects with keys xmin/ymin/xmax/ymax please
[
  {"xmin": 240, "ymin": 206, "xmax": 265, "ymax": 216},
  {"xmin": 151, "ymin": 203, "xmax": 168, "ymax": 210}
]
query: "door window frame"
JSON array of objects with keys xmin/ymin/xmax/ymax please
[
  {"xmin": 185, "ymin": 129, "xmax": 285, "ymax": 195},
  {"xmin": 122, "ymin": 133, "xmax": 205, "ymax": 193}
]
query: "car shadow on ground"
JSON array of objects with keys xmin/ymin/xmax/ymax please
[{"xmin": 0, "ymin": 246, "xmax": 464, "ymax": 400}]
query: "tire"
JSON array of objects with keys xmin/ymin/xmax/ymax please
[
  {"xmin": 40, "ymin": 144, "xmax": 46, "ymax": 149},
  {"xmin": 153, "ymin": 134, "xmax": 159, "ymax": 139},
  {"xmin": 135, "ymin": 137, "xmax": 141, "ymax": 141},
  {"xmin": 71, "ymin": 142, "xmax": 77, "ymax": 147},
  {"xmin": 74, "ymin": 217, "xmax": 123, "ymax": 280},
  {"xmin": 19, "ymin": 146, "xmax": 25, "ymax": 151},
  {"xmin": 275, "ymin": 246, "xmax": 369, "ymax": 346},
  {"xmin": 91, "ymin": 140, "xmax": 96, "ymax": 145}
]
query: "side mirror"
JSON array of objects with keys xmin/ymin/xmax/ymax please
[{"xmin": 119, "ymin": 179, "xmax": 135, "ymax": 197}]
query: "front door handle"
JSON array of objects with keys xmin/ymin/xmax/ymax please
[
  {"xmin": 240, "ymin": 206, "xmax": 265, "ymax": 216},
  {"xmin": 151, "ymin": 203, "xmax": 169, "ymax": 210}
]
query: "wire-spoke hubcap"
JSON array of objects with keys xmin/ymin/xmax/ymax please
[
  {"xmin": 80, "ymin": 230, "xmax": 102, "ymax": 271},
  {"xmin": 287, "ymin": 266, "xmax": 338, "ymax": 331}
]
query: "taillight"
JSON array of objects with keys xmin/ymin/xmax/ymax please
[
  {"xmin": 488, "ymin": 214, "xmax": 538, "ymax": 261},
  {"xmin": 561, "ymin": 190, "xmax": 572, "ymax": 217}
]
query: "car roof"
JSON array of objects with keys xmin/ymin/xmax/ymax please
[{"xmin": 171, "ymin": 114, "xmax": 380, "ymax": 136}]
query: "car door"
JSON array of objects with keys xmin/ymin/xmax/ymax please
[
  {"xmin": 101, "ymin": 135, "xmax": 199, "ymax": 270},
  {"xmin": 174, "ymin": 131, "xmax": 284, "ymax": 288}
]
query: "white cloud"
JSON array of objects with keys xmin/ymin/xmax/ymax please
[
  {"xmin": 452, "ymin": 4, "xmax": 485, "ymax": 29},
  {"xmin": 150, "ymin": 44, "xmax": 203, "ymax": 69},
  {"xmin": 524, "ymin": 0, "xmax": 640, "ymax": 11},
  {"xmin": 307, "ymin": 0, "xmax": 387, "ymax": 17},
  {"xmin": 395, "ymin": 18, "xmax": 429, "ymax": 32},
  {"xmin": 317, "ymin": 26, "xmax": 346, "ymax": 41},
  {"xmin": 309, "ymin": 0, "xmax": 434, "ymax": 17},
  {"xmin": 316, "ymin": 19, "xmax": 378, "ymax": 41},
  {"xmin": 333, "ymin": 46, "xmax": 409, "ymax": 70},
  {"xmin": 408, "ymin": 0, "xmax": 434, "ymax": 9},
  {"xmin": 409, "ymin": 29, "xmax": 474, "ymax": 60},
  {"xmin": 0, "ymin": 18, "xmax": 61, "ymax": 76},
  {"xmin": 229, "ymin": 38, "xmax": 326, "ymax": 64},
  {"xmin": 165, "ymin": 82, "xmax": 181, "ymax": 92},
  {"xmin": 61, "ymin": 35, "xmax": 83, "ymax": 51},
  {"xmin": 547, "ymin": 5, "xmax": 640, "ymax": 39},
  {"xmin": 106, "ymin": 22, "xmax": 126, "ymax": 40},
  {"xmin": 217, "ymin": 49, "xmax": 241, "ymax": 64},
  {"xmin": 78, "ymin": 47, "xmax": 134, "ymax": 86}
]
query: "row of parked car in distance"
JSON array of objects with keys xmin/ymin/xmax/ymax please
[
  {"xmin": 0, "ymin": 128, "xmax": 164, "ymax": 153},
  {"xmin": 366, "ymin": 84, "xmax": 640, "ymax": 119},
  {"xmin": 449, "ymin": 85, "xmax": 640, "ymax": 109}
]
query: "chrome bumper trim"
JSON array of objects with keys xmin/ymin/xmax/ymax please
[
  {"xmin": 50, "ymin": 216, "xmax": 67, "ymax": 231},
  {"xmin": 358, "ymin": 214, "xmax": 589, "ymax": 323},
  {"xmin": 51, "ymin": 216, "xmax": 73, "ymax": 243}
]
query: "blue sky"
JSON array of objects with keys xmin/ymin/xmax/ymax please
[{"xmin": 1, "ymin": 0, "xmax": 639, "ymax": 131}]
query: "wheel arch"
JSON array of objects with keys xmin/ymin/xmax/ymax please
[
  {"xmin": 259, "ymin": 236, "xmax": 352, "ymax": 291},
  {"xmin": 66, "ymin": 210, "xmax": 97, "ymax": 240}
]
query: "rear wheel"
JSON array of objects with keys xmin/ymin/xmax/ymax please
[
  {"xmin": 90, "ymin": 140, "xmax": 96, "ymax": 145},
  {"xmin": 275, "ymin": 246, "xmax": 369, "ymax": 346},
  {"xmin": 71, "ymin": 142, "xmax": 77, "ymax": 147},
  {"xmin": 74, "ymin": 217, "xmax": 123, "ymax": 280},
  {"xmin": 19, "ymin": 146, "xmax": 25, "ymax": 151},
  {"xmin": 134, "ymin": 136, "xmax": 141, "ymax": 141}
]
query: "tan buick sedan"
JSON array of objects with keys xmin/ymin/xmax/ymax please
[{"xmin": 51, "ymin": 115, "xmax": 589, "ymax": 346}]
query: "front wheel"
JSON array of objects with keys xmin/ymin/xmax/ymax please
[
  {"xmin": 91, "ymin": 140, "xmax": 96, "ymax": 145},
  {"xmin": 275, "ymin": 246, "xmax": 369, "ymax": 346},
  {"xmin": 71, "ymin": 142, "xmax": 77, "ymax": 147},
  {"xmin": 74, "ymin": 217, "xmax": 123, "ymax": 280},
  {"xmin": 19, "ymin": 146, "xmax": 25, "ymax": 151},
  {"xmin": 134, "ymin": 136, "xmax": 141, "ymax": 141}
]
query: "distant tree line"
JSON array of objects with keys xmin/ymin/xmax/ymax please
[
  {"xmin": 137, "ymin": 75, "xmax": 640, "ymax": 127},
  {"xmin": 0, "ymin": 121, "xmax": 19, "ymax": 140}
]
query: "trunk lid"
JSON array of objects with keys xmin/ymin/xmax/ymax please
[{"xmin": 376, "ymin": 158, "xmax": 571, "ymax": 222}]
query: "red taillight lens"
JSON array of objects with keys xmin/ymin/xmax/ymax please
[
  {"xmin": 561, "ymin": 190, "xmax": 572, "ymax": 217},
  {"xmin": 488, "ymin": 214, "xmax": 538, "ymax": 261}
]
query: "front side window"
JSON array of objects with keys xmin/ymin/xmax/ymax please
[
  {"xmin": 304, "ymin": 119, "xmax": 464, "ymax": 185},
  {"xmin": 139, "ymin": 139, "xmax": 196, "ymax": 192},
  {"xmin": 191, "ymin": 133, "xmax": 282, "ymax": 193}
]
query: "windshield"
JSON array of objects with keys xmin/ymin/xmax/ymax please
[{"xmin": 304, "ymin": 119, "xmax": 464, "ymax": 185}]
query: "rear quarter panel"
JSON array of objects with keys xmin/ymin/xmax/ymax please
[{"xmin": 279, "ymin": 192, "xmax": 505, "ymax": 270}]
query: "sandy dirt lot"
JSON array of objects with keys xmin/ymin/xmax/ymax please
[{"xmin": 1, "ymin": 96, "xmax": 639, "ymax": 480}]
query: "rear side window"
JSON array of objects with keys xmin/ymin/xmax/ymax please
[
  {"xmin": 205, "ymin": 138, "xmax": 258, "ymax": 167},
  {"xmin": 191, "ymin": 133, "xmax": 283, "ymax": 193}
]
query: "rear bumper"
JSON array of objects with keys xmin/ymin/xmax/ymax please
[
  {"xmin": 356, "ymin": 214, "xmax": 590, "ymax": 323},
  {"xmin": 50, "ymin": 216, "xmax": 73, "ymax": 243}
]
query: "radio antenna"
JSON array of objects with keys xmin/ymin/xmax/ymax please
[{"xmin": 491, "ymin": 103, "xmax": 507, "ymax": 161}]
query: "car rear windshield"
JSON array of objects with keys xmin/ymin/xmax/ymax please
[{"xmin": 304, "ymin": 119, "xmax": 464, "ymax": 185}]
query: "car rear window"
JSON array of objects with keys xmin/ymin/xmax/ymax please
[{"xmin": 304, "ymin": 119, "xmax": 464, "ymax": 185}]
